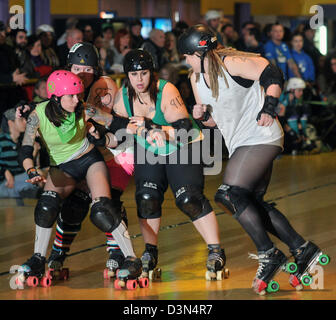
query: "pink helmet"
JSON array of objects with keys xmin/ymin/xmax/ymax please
[{"xmin": 46, "ymin": 70, "xmax": 84, "ymax": 99}]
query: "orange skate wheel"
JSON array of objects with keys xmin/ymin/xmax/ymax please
[
  {"xmin": 27, "ymin": 276, "xmax": 38, "ymax": 287},
  {"xmin": 126, "ymin": 279, "xmax": 137, "ymax": 290},
  {"xmin": 139, "ymin": 277, "xmax": 149, "ymax": 288},
  {"xmin": 41, "ymin": 276, "xmax": 52, "ymax": 287}
]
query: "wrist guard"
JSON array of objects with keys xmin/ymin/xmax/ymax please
[
  {"xmin": 27, "ymin": 167, "xmax": 40, "ymax": 179},
  {"xmin": 108, "ymin": 116, "xmax": 130, "ymax": 134},
  {"xmin": 256, "ymin": 96, "xmax": 279, "ymax": 121}
]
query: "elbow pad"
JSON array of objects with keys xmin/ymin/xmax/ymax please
[
  {"xmin": 108, "ymin": 116, "xmax": 130, "ymax": 134},
  {"xmin": 18, "ymin": 145, "xmax": 34, "ymax": 167},
  {"xmin": 171, "ymin": 118, "xmax": 193, "ymax": 131},
  {"xmin": 259, "ymin": 64, "xmax": 284, "ymax": 91}
]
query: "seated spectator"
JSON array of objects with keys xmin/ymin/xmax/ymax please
[
  {"xmin": 204, "ymin": 10, "xmax": 224, "ymax": 45},
  {"xmin": 303, "ymin": 22, "xmax": 322, "ymax": 74},
  {"xmin": 102, "ymin": 24, "xmax": 114, "ymax": 51},
  {"xmin": 57, "ymin": 17, "xmax": 79, "ymax": 46},
  {"xmin": 243, "ymin": 27, "xmax": 264, "ymax": 55},
  {"xmin": 235, "ymin": 21, "xmax": 256, "ymax": 51},
  {"xmin": 93, "ymin": 33, "xmax": 111, "ymax": 74},
  {"xmin": 159, "ymin": 63, "xmax": 179, "ymax": 85},
  {"xmin": 37, "ymin": 24, "xmax": 60, "ymax": 68},
  {"xmin": 289, "ymin": 32, "xmax": 315, "ymax": 82},
  {"xmin": 33, "ymin": 77, "xmax": 48, "ymax": 103},
  {"xmin": 0, "ymin": 108, "xmax": 42, "ymax": 199},
  {"xmin": 110, "ymin": 28, "xmax": 132, "ymax": 73},
  {"xmin": 57, "ymin": 28, "xmax": 83, "ymax": 67},
  {"xmin": 221, "ymin": 24, "xmax": 238, "ymax": 47},
  {"xmin": 264, "ymin": 23, "xmax": 301, "ymax": 80},
  {"xmin": 129, "ymin": 19, "xmax": 144, "ymax": 49},
  {"xmin": 172, "ymin": 21, "xmax": 189, "ymax": 40},
  {"xmin": 141, "ymin": 29, "xmax": 168, "ymax": 71},
  {"xmin": 164, "ymin": 32, "xmax": 180, "ymax": 64},
  {"xmin": 317, "ymin": 52, "xmax": 336, "ymax": 104},
  {"xmin": 82, "ymin": 24, "xmax": 94, "ymax": 43}
]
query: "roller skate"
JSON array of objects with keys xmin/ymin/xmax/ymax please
[
  {"xmin": 16, "ymin": 253, "xmax": 51, "ymax": 288},
  {"xmin": 46, "ymin": 248, "xmax": 69, "ymax": 281},
  {"xmin": 289, "ymin": 241, "xmax": 330, "ymax": 290},
  {"xmin": 114, "ymin": 256, "xmax": 148, "ymax": 290},
  {"xmin": 249, "ymin": 247, "xmax": 296, "ymax": 295},
  {"xmin": 140, "ymin": 244, "xmax": 161, "ymax": 281},
  {"xmin": 205, "ymin": 246, "xmax": 229, "ymax": 281},
  {"xmin": 103, "ymin": 248, "xmax": 125, "ymax": 280}
]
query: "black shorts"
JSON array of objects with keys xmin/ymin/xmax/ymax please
[{"xmin": 53, "ymin": 147, "xmax": 104, "ymax": 182}]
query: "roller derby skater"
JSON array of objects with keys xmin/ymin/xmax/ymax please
[
  {"xmin": 88, "ymin": 49, "xmax": 227, "ymax": 282},
  {"xmin": 16, "ymin": 70, "xmax": 141, "ymax": 288},
  {"xmin": 178, "ymin": 24, "xmax": 328, "ymax": 295}
]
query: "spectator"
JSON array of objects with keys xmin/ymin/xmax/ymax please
[
  {"xmin": 82, "ymin": 24, "xmax": 94, "ymax": 43},
  {"xmin": 221, "ymin": 24, "xmax": 238, "ymax": 47},
  {"xmin": 264, "ymin": 23, "xmax": 301, "ymax": 80},
  {"xmin": 37, "ymin": 24, "xmax": 60, "ymax": 68},
  {"xmin": 172, "ymin": 21, "xmax": 189, "ymax": 40},
  {"xmin": 57, "ymin": 28, "xmax": 83, "ymax": 67},
  {"xmin": 93, "ymin": 33, "xmax": 111, "ymax": 74},
  {"xmin": 303, "ymin": 22, "xmax": 322, "ymax": 75},
  {"xmin": 243, "ymin": 27, "xmax": 264, "ymax": 55},
  {"xmin": 129, "ymin": 19, "xmax": 144, "ymax": 49},
  {"xmin": 159, "ymin": 63, "xmax": 179, "ymax": 85},
  {"xmin": 164, "ymin": 32, "xmax": 180, "ymax": 64},
  {"xmin": 317, "ymin": 52, "xmax": 336, "ymax": 104},
  {"xmin": 110, "ymin": 28, "xmax": 132, "ymax": 73},
  {"xmin": 289, "ymin": 32, "xmax": 315, "ymax": 82},
  {"xmin": 102, "ymin": 24, "xmax": 114, "ymax": 51},
  {"xmin": 204, "ymin": 10, "xmax": 224, "ymax": 45},
  {"xmin": 0, "ymin": 108, "xmax": 41, "ymax": 199},
  {"xmin": 141, "ymin": 29, "xmax": 168, "ymax": 71},
  {"xmin": 33, "ymin": 77, "xmax": 48, "ymax": 103},
  {"xmin": 57, "ymin": 17, "xmax": 79, "ymax": 46},
  {"xmin": 235, "ymin": 21, "xmax": 256, "ymax": 51}
]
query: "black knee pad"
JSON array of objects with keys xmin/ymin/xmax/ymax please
[
  {"xmin": 90, "ymin": 197, "xmax": 122, "ymax": 233},
  {"xmin": 214, "ymin": 184, "xmax": 252, "ymax": 219},
  {"xmin": 136, "ymin": 189, "xmax": 162, "ymax": 219},
  {"xmin": 175, "ymin": 185, "xmax": 213, "ymax": 221},
  {"xmin": 60, "ymin": 189, "xmax": 91, "ymax": 225},
  {"xmin": 34, "ymin": 190, "xmax": 62, "ymax": 228}
]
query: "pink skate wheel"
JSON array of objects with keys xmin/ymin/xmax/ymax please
[
  {"xmin": 126, "ymin": 279, "xmax": 137, "ymax": 290},
  {"xmin": 114, "ymin": 279, "xmax": 122, "ymax": 289},
  {"xmin": 139, "ymin": 277, "xmax": 149, "ymax": 288},
  {"xmin": 27, "ymin": 276, "xmax": 38, "ymax": 287},
  {"xmin": 60, "ymin": 268, "xmax": 69, "ymax": 280},
  {"xmin": 104, "ymin": 268, "xmax": 110, "ymax": 279},
  {"xmin": 41, "ymin": 277, "xmax": 52, "ymax": 288}
]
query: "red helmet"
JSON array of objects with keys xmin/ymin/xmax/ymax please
[{"xmin": 47, "ymin": 70, "xmax": 84, "ymax": 99}]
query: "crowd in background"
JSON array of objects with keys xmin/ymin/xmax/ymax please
[{"xmin": 1, "ymin": 10, "xmax": 336, "ymax": 199}]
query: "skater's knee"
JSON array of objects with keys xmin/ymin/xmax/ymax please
[
  {"xmin": 136, "ymin": 189, "xmax": 162, "ymax": 219},
  {"xmin": 34, "ymin": 190, "xmax": 62, "ymax": 228},
  {"xmin": 214, "ymin": 184, "xmax": 252, "ymax": 219},
  {"xmin": 61, "ymin": 189, "xmax": 91, "ymax": 225},
  {"xmin": 175, "ymin": 185, "xmax": 213, "ymax": 221},
  {"xmin": 90, "ymin": 197, "xmax": 122, "ymax": 233},
  {"xmin": 254, "ymin": 191, "xmax": 276, "ymax": 213}
]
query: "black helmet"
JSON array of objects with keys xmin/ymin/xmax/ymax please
[
  {"xmin": 123, "ymin": 49, "xmax": 154, "ymax": 74},
  {"xmin": 177, "ymin": 24, "xmax": 217, "ymax": 55},
  {"xmin": 67, "ymin": 42, "xmax": 99, "ymax": 67}
]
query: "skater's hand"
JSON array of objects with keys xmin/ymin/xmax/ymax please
[
  {"xmin": 192, "ymin": 104, "xmax": 207, "ymax": 120},
  {"xmin": 257, "ymin": 113, "xmax": 274, "ymax": 127},
  {"xmin": 146, "ymin": 129, "xmax": 166, "ymax": 148},
  {"xmin": 129, "ymin": 116, "xmax": 145, "ymax": 127},
  {"xmin": 25, "ymin": 167, "xmax": 46, "ymax": 185},
  {"xmin": 16, "ymin": 104, "xmax": 31, "ymax": 119},
  {"xmin": 5, "ymin": 170, "xmax": 14, "ymax": 189}
]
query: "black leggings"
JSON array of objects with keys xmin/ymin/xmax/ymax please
[{"xmin": 223, "ymin": 145, "xmax": 305, "ymax": 252}]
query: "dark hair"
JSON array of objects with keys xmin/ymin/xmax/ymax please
[
  {"xmin": 290, "ymin": 31, "xmax": 304, "ymax": 41},
  {"xmin": 242, "ymin": 21, "xmax": 255, "ymax": 29},
  {"xmin": 34, "ymin": 76, "xmax": 47, "ymax": 90},
  {"xmin": 45, "ymin": 97, "xmax": 83, "ymax": 127},
  {"xmin": 27, "ymin": 34, "xmax": 40, "ymax": 50},
  {"xmin": 221, "ymin": 24, "xmax": 234, "ymax": 33},
  {"xmin": 124, "ymin": 72, "xmax": 158, "ymax": 106},
  {"xmin": 248, "ymin": 27, "xmax": 261, "ymax": 42},
  {"xmin": 323, "ymin": 53, "xmax": 336, "ymax": 81}
]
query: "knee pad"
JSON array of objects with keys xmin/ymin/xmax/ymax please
[
  {"xmin": 90, "ymin": 197, "xmax": 122, "ymax": 233},
  {"xmin": 34, "ymin": 190, "xmax": 62, "ymax": 228},
  {"xmin": 60, "ymin": 189, "xmax": 91, "ymax": 225},
  {"xmin": 136, "ymin": 187, "xmax": 162, "ymax": 219},
  {"xmin": 214, "ymin": 184, "xmax": 252, "ymax": 219},
  {"xmin": 175, "ymin": 185, "xmax": 212, "ymax": 221}
]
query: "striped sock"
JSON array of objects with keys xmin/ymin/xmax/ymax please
[
  {"xmin": 106, "ymin": 232, "xmax": 121, "ymax": 252},
  {"xmin": 53, "ymin": 216, "xmax": 81, "ymax": 253}
]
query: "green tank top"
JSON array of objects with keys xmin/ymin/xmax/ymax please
[
  {"xmin": 122, "ymin": 79, "xmax": 202, "ymax": 155},
  {"xmin": 35, "ymin": 100, "xmax": 87, "ymax": 165}
]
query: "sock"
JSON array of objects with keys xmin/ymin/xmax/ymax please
[
  {"xmin": 34, "ymin": 225, "xmax": 53, "ymax": 257},
  {"xmin": 105, "ymin": 232, "xmax": 120, "ymax": 252},
  {"xmin": 288, "ymin": 118, "xmax": 299, "ymax": 135},
  {"xmin": 53, "ymin": 216, "xmax": 81, "ymax": 253}
]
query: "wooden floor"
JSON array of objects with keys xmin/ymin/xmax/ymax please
[{"xmin": 0, "ymin": 152, "xmax": 335, "ymax": 301}]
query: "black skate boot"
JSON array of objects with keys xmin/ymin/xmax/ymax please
[
  {"xmin": 17, "ymin": 253, "xmax": 50, "ymax": 288},
  {"xmin": 289, "ymin": 241, "xmax": 330, "ymax": 290},
  {"xmin": 206, "ymin": 246, "xmax": 229, "ymax": 280},
  {"xmin": 249, "ymin": 247, "xmax": 288, "ymax": 295},
  {"xmin": 46, "ymin": 248, "xmax": 69, "ymax": 280},
  {"xmin": 140, "ymin": 244, "xmax": 161, "ymax": 281},
  {"xmin": 104, "ymin": 249, "xmax": 125, "ymax": 279},
  {"xmin": 114, "ymin": 256, "xmax": 148, "ymax": 290}
]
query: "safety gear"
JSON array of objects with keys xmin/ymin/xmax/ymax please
[
  {"xmin": 204, "ymin": 10, "xmax": 221, "ymax": 21},
  {"xmin": 286, "ymin": 77, "xmax": 306, "ymax": 91},
  {"xmin": 123, "ymin": 49, "xmax": 154, "ymax": 74},
  {"xmin": 67, "ymin": 42, "xmax": 99, "ymax": 67}
]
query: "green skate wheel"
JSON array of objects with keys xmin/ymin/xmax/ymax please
[
  {"xmin": 302, "ymin": 274, "xmax": 312, "ymax": 286},
  {"xmin": 266, "ymin": 280, "xmax": 279, "ymax": 293},
  {"xmin": 286, "ymin": 262, "xmax": 297, "ymax": 273},
  {"xmin": 319, "ymin": 254, "xmax": 330, "ymax": 266}
]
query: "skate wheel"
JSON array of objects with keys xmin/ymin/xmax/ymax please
[
  {"xmin": 252, "ymin": 278, "xmax": 267, "ymax": 295},
  {"xmin": 302, "ymin": 274, "xmax": 312, "ymax": 286},
  {"xmin": 319, "ymin": 254, "xmax": 330, "ymax": 266},
  {"xmin": 286, "ymin": 262, "xmax": 298, "ymax": 274},
  {"xmin": 15, "ymin": 276, "xmax": 24, "ymax": 288},
  {"xmin": 27, "ymin": 276, "xmax": 38, "ymax": 287},
  {"xmin": 126, "ymin": 279, "xmax": 137, "ymax": 290},
  {"xmin": 205, "ymin": 270, "xmax": 217, "ymax": 281},
  {"xmin": 114, "ymin": 279, "xmax": 122, "ymax": 289},
  {"xmin": 224, "ymin": 268, "xmax": 230, "ymax": 279},
  {"xmin": 289, "ymin": 274, "xmax": 303, "ymax": 290},
  {"xmin": 216, "ymin": 270, "xmax": 223, "ymax": 281},
  {"xmin": 60, "ymin": 268, "xmax": 69, "ymax": 280},
  {"xmin": 139, "ymin": 277, "xmax": 149, "ymax": 288},
  {"xmin": 41, "ymin": 276, "xmax": 52, "ymax": 288},
  {"xmin": 151, "ymin": 268, "xmax": 161, "ymax": 281},
  {"xmin": 266, "ymin": 280, "xmax": 280, "ymax": 293}
]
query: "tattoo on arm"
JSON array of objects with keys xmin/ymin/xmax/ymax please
[
  {"xmin": 170, "ymin": 95, "xmax": 184, "ymax": 109},
  {"xmin": 23, "ymin": 112, "xmax": 39, "ymax": 146}
]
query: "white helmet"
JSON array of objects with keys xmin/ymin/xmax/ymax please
[
  {"xmin": 286, "ymin": 77, "xmax": 306, "ymax": 91},
  {"xmin": 36, "ymin": 24, "xmax": 55, "ymax": 35},
  {"xmin": 204, "ymin": 10, "xmax": 221, "ymax": 21}
]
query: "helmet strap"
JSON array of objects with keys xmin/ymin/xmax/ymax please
[{"xmin": 200, "ymin": 52, "xmax": 207, "ymax": 73}]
